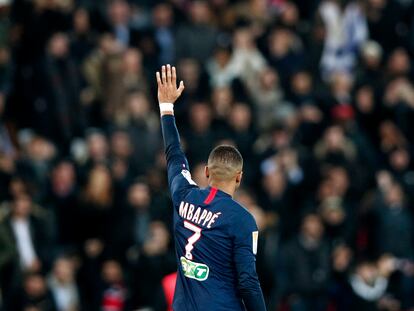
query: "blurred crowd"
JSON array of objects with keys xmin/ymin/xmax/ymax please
[{"xmin": 1, "ymin": 0, "xmax": 414, "ymax": 310}]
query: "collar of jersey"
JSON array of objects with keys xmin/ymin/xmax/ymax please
[{"xmin": 206, "ymin": 186, "xmax": 232, "ymax": 198}]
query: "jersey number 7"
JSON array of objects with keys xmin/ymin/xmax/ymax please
[{"xmin": 184, "ymin": 220, "xmax": 202, "ymax": 260}]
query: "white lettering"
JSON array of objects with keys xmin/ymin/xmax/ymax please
[
  {"xmin": 179, "ymin": 202, "xmax": 189, "ymax": 218},
  {"xmin": 198, "ymin": 210, "xmax": 208, "ymax": 224},
  {"xmin": 202, "ymin": 212, "xmax": 213, "ymax": 226},
  {"xmin": 179, "ymin": 201, "xmax": 222, "ymax": 228},
  {"xmin": 207, "ymin": 212, "xmax": 221, "ymax": 228},
  {"xmin": 187, "ymin": 204, "xmax": 195, "ymax": 219},
  {"xmin": 192, "ymin": 207, "xmax": 201, "ymax": 224}
]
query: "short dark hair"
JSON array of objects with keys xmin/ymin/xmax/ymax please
[{"xmin": 207, "ymin": 145, "xmax": 243, "ymax": 180}]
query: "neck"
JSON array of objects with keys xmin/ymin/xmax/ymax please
[
  {"xmin": 209, "ymin": 180, "xmax": 236, "ymax": 197},
  {"xmin": 12, "ymin": 215, "xmax": 27, "ymax": 221}
]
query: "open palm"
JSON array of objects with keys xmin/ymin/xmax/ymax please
[{"xmin": 156, "ymin": 64, "xmax": 185, "ymax": 103}]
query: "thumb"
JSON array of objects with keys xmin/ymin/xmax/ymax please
[{"xmin": 177, "ymin": 80, "xmax": 185, "ymax": 95}]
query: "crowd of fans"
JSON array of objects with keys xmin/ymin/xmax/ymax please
[{"xmin": 1, "ymin": 0, "xmax": 414, "ymax": 310}]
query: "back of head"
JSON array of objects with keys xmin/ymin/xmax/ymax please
[{"xmin": 207, "ymin": 145, "xmax": 243, "ymax": 181}]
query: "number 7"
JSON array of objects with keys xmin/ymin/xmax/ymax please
[{"xmin": 184, "ymin": 221, "xmax": 202, "ymax": 260}]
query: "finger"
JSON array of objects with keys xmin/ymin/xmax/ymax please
[
  {"xmin": 167, "ymin": 64, "xmax": 172, "ymax": 85},
  {"xmin": 172, "ymin": 66, "xmax": 177, "ymax": 86},
  {"xmin": 161, "ymin": 65, "xmax": 167, "ymax": 84},
  {"xmin": 177, "ymin": 80, "xmax": 185, "ymax": 95},
  {"xmin": 156, "ymin": 72, "xmax": 162, "ymax": 85}
]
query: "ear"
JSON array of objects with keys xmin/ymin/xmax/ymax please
[
  {"xmin": 205, "ymin": 166, "xmax": 209, "ymax": 179},
  {"xmin": 235, "ymin": 171, "xmax": 243, "ymax": 186}
]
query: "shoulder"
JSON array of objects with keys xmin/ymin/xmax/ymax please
[
  {"xmin": 227, "ymin": 199, "xmax": 254, "ymax": 219},
  {"xmin": 225, "ymin": 199, "xmax": 258, "ymax": 234},
  {"xmin": 170, "ymin": 169, "xmax": 199, "ymax": 204}
]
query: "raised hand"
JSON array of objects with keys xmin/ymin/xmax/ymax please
[{"xmin": 156, "ymin": 64, "xmax": 185, "ymax": 104}]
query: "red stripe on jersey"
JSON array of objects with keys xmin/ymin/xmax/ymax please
[{"xmin": 204, "ymin": 187, "xmax": 218, "ymax": 204}]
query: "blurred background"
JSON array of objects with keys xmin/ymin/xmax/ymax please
[{"xmin": 0, "ymin": 0, "xmax": 414, "ymax": 310}]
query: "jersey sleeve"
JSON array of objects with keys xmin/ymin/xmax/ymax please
[
  {"xmin": 232, "ymin": 211, "xmax": 267, "ymax": 311},
  {"xmin": 161, "ymin": 115, "xmax": 198, "ymax": 205}
]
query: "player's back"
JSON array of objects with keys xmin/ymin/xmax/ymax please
[{"xmin": 172, "ymin": 186, "xmax": 258, "ymax": 311}]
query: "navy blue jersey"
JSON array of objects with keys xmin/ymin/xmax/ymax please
[{"xmin": 161, "ymin": 115, "xmax": 266, "ymax": 311}]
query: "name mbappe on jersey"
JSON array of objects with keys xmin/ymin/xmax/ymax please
[{"xmin": 178, "ymin": 201, "xmax": 222, "ymax": 228}]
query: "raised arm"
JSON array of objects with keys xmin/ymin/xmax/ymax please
[{"xmin": 157, "ymin": 65, "xmax": 198, "ymax": 203}]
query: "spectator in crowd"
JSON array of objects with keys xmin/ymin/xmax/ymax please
[
  {"xmin": 45, "ymin": 160, "xmax": 80, "ymax": 248},
  {"xmin": 184, "ymin": 102, "xmax": 215, "ymax": 164},
  {"xmin": 318, "ymin": 0, "xmax": 368, "ymax": 79},
  {"xmin": 82, "ymin": 33, "xmax": 124, "ymax": 126},
  {"xmin": 78, "ymin": 164, "xmax": 114, "ymax": 244},
  {"xmin": 102, "ymin": 47, "xmax": 149, "ymax": 124},
  {"xmin": 230, "ymin": 26, "xmax": 267, "ymax": 83},
  {"xmin": 348, "ymin": 259, "xmax": 390, "ymax": 311},
  {"xmin": 277, "ymin": 214, "xmax": 331, "ymax": 311},
  {"xmin": 111, "ymin": 178, "xmax": 159, "ymax": 260},
  {"xmin": 39, "ymin": 33, "xmax": 83, "ymax": 149},
  {"xmin": 248, "ymin": 67, "xmax": 286, "ymax": 130},
  {"xmin": 207, "ymin": 45, "xmax": 237, "ymax": 88},
  {"xmin": 175, "ymin": 1, "xmax": 218, "ymax": 62},
  {"xmin": 83, "ymin": 129, "xmax": 109, "ymax": 169},
  {"xmin": 107, "ymin": 0, "xmax": 138, "ymax": 48},
  {"xmin": 356, "ymin": 40, "xmax": 383, "ymax": 87},
  {"xmin": 122, "ymin": 91, "xmax": 161, "ymax": 174},
  {"xmin": 228, "ymin": 102, "xmax": 257, "ymax": 183},
  {"xmin": 371, "ymin": 181, "xmax": 414, "ymax": 258},
  {"xmin": 18, "ymin": 134, "xmax": 57, "ymax": 199},
  {"xmin": 0, "ymin": 194, "xmax": 54, "ymax": 303},
  {"xmin": 267, "ymin": 27, "xmax": 304, "ymax": 86},
  {"xmin": 9, "ymin": 272, "xmax": 57, "ymax": 311},
  {"xmin": 151, "ymin": 2, "xmax": 176, "ymax": 66},
  {"xmin": 315, "ymin": 125, "xmax": 357, "ymax": 166},
  {"xmin": 70, "ymin": 7, "xmax": 96, "ymax": 65},
  {"xmin": 48, "ymin": 257, "xmax": 80, "ymax": 311},
  {"xmin": 365, "ymin": 0, "xmax": 406, "ymax": 54},
  {"xmin": 129, "ymin": 221, "xmax": 176, "ymax": 309},
  {"xmin": 99, "ymin": 260, "xmax": 127, "ymax": 311},
  {"xmin": 333, "ymin": 254, "xmax": 412, "ymax": 311}
]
